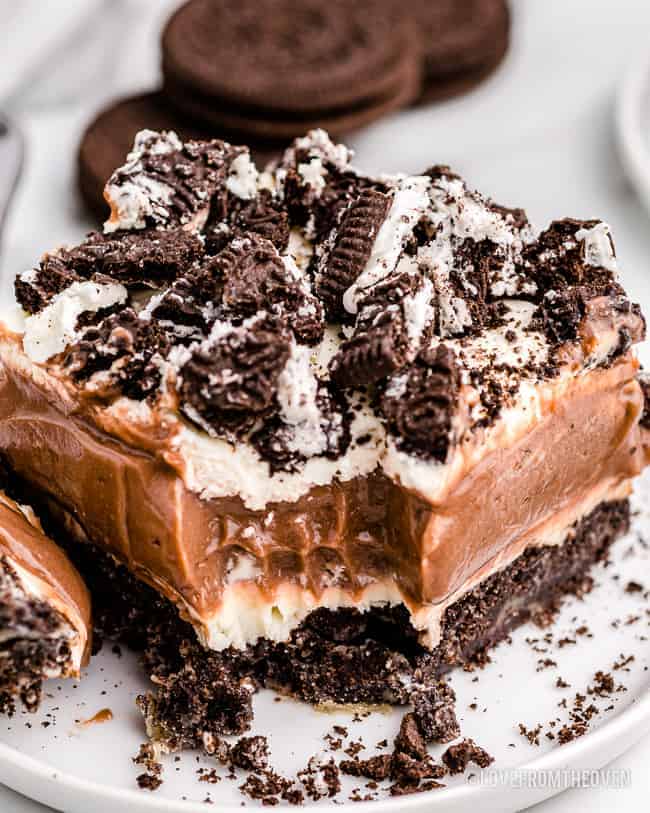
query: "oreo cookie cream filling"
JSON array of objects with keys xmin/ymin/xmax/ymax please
[{"xmin": 0, "ymin": 129, "xmax": 648, "ymax": 653}]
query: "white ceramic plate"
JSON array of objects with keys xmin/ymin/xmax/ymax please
[
  {"xmin": 617, "ymin": 50, "xmax": 650, "ymax": 216},
  {"xmin": 0, "ymin": 474, "xmax": 649, "ymax": 813}
]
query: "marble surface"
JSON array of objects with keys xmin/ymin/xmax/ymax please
[{"xmin": 0, "ymin": 0, "xmax": 649, "ymax": 809}]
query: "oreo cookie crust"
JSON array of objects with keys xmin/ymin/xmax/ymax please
[{"xmin": 161, "ymin": 0, "xmax": 420, "ymax": 140}]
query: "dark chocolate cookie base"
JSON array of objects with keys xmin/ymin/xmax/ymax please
[
  {"xmin": 0, "ymin": 558, "xmax": 74, "ymax": 715},
  {"xmin": 29, "ymin": 494, "xmax": 630, "ymax": 751}
]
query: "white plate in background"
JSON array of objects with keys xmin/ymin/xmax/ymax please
[{"xmin": 617, "ymin": 51, "xmax": 650, "ymax": 217}]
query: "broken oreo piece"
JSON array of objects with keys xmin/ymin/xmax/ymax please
[
  {"xmin": 16, "ymin": 229, "xmax": 204, "ymax": 315},
  {"xmin": 65, "ymin": 309, "xmax": 171, "ymax": 400},
  {"xmin": 179, "ymin": 313, "xmax": 292, "ymax": 437},
  {"xmin": 330, "ymin": 271, "xmax": 432, "ymax": 388},
  {"xmin": 525, "ymin": 218, "xmax": 621, "ymax": 298},
  {"xmin": 216, "ymin": 236, "xmax": 324, "ymax": 345},
  {"xmin": 330, "ymin": 312, "xmax": 410, "ymax": 389},
  {"xmin": 382, "ymin": 344, "xmax": 460, "ymax": 462},
  {"xmin": 104, "ymin": 130, "xmax": 245, "ymax": 233},
  {"xmin": 15, "ymin": 256, "xmax": 85, "ymax": 316},
  {"xmin": 206, "ymin": 189, "xmax": 290, "ymax": 254},
  {"xmin": 317, "ymin": 188, "xmax": 392, "ymax": 320}
]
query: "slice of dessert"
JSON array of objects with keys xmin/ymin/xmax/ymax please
[
  {"xmin": 0, "ymin": 130, "xmax": 647, "ymax": 746},
  {"xmin": 0, "ymin": 482, "xmax": 91, "ymax": 714}
]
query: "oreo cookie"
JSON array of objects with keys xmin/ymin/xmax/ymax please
[
  {"xmin": 381, "ymin": 344, "xmax": 461, "ymax": 462},
  {"xmin": 161, "ymin": 0, "xmax": 420, "ymax": 141},
  {"xmin": 317, "ymin": 189, "xmax": 392, "ymax": 320},
  {"xmin": 411, "ymin": 0, "xmax": 511, "ymax": 103},
  {"xmin": 179, "ymin": 313, "xmax": 293, "ymax": 437}
]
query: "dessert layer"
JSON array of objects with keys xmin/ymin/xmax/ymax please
[
  {"xmin": 37, "ymin": 495, "xmax": 630, "ymax": 743},
  {"xmin": 0, "ymin": 488, "xmax": 90, "ymax": 668},
  {"xmin": 0, "ymin": 329, "xmax": 645, "ymax": 650},
  {"xmin": 0, "ymin": 487, "xmax": 91, "ymax": 712}
]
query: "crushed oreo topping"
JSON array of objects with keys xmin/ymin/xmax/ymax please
[
  {"xmin": 382, "ymin": 344, "xmax": 460, "ymax": 461},
  {"xmin": 148, "ymin": 256, "xmax": 225, "ymax": 334},
  {"xmin": 206, "ymin": 189, "xmax": 290, "ymax": 254},
  {"xmin": 15, "ymin": 228, "xmax": 203, "ymax": 316},
  {"xmin": 15, "ymin": 128, "xmax": 645, "ymax": 475},
  {"xmin": 65, "ymin": 308, "xmax": 171, "ymax": 399},
  {"xmin": 316, "ymin": 188, "xmax": 392, "ymax": 320},
  {"xmin": 68, "ymin": 228, "xmax": 203, "ymax": 289},
  {"xmin": 524, "ymin": 218, "xmax": 621, "ymax": 297},
  {"xmin": 216, "ymin": 236, "xmax": 324, "ymax": 344},
  {"xmin": 16, "ymin": 257, "xmax": 84, "ymax": 316},
  {"xmin": 536, "ymin": 288, "xmax": 585, "ymax": 345},
  {"xmin": 179, "ymin": 314, "xmax": 292, "ymax": 437},
  {"xmin": 330, "ymin": 269, "xmax": 432, "ymax": 387},
  {"xmin": 104, "ymin": 130, "xmax": 245, "ymax": 232},
  {"xmin": 278, "ymin": 130, "xmax": 384, "ymax": 241}
]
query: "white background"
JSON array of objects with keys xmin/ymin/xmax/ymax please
[{"xmin": 0, "ymin": 0, "xmax": 649, "ymax": 809}]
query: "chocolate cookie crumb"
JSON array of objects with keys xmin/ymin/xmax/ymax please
[
  {"xmin": 298, "ymin": 756, "xmax": 341, "ymax": 801},
  {"xmin": 136, "ymin": 772, "xmax": 163, "ymax": 791},
  {"xmin": 340, "ymin": 754, "xmax": 393, "ymax": 781},
  {"xmin": 411, "ymin": 680, "xmax": 460, "ymax": 743},
  {"xmin": 441, "ymin": 738, "xmax": 493, "ymax": 774},
  {"xmin": 394, "ymin": 713, "xmax": 428, "ymax": 760},
  {"xmin": 230, "ymin": 735, "xmax": 270, "ymax": 772}
]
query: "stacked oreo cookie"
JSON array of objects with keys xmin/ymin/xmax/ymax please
[
  {"xmin": 78, "ymin": 0, "xmax": 511, "ymax": 219},
  {"xmin": 162, "ymin": 0, "xmax": 420, "ymax": 141}
]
